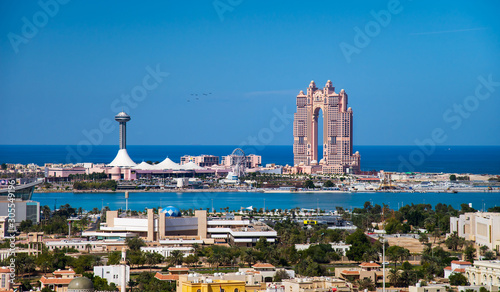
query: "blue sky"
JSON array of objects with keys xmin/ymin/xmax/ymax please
[{"xmin": 1, "ymin": 0, "xmax": 499, "ymax": 146}]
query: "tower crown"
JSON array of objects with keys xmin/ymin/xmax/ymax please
[{"xmin": 115, "ymin": 111, "xmax": 131, "ymax": 122}]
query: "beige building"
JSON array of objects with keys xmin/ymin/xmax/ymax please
[
  {"xmin": 409, "ymin": 284, "xmax": 448, "ymax": 292},
  {"xmin": 0, "ymin": 267, "xmax": 13, "ymax": 291},
  {"xmin": 450, "ymin": 212, "xmax": 500, "ymax": 251},
  {"xmin": 94, "ymin": 209, "xmax": 277, "ymax": 247},
  {"xmin": 40, "ymin": 269, "xmax": 77, "ymax": 292},
  {"xmin": 335, "ymin": 262, "xmax": 385, "ymax": 285},
  {"xmin": 465, "ymin": 260, "xmax": 500, "ymax": 287},
  {"xmin": 282, "ymin": 277, "xmax": 349, "ymax": 292}
]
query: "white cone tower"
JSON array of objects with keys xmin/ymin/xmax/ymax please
[{"xmin": 108, "ymin": 112, "xmax": 136, "ymax": 167}]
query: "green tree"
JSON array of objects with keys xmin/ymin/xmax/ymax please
[
  {"xmin": 463, "ymin": 245, "xmax": 475, "ymax": 263},
  {"xmin": 445, "ymin": 232, "xmax": 465, "ymax": 251},
  {"xmin": 167, "ymin": 250, "xmax": 185, "ymax": 266},
  {"xmin": 107, "ymin": 251, "xmax": 121, "ymax": 265},
  {"xmin": 273, "ymin": 269, "xmax": 290, "ymax": 282},
  {"xmin": 345, "ymin": 229, "xmax": 372, "ymax": 261},
  {"xmin": 304, "ymin": 180, "xmax": 315, "ymax": 189},
  {"xmin": 356, "ymin": 277, "xmax": 376, "ymax": 291},
  {"xmin": 323, "ymin": 180, "xmax": 334, "ymax": 188},
  {"xmin": 126, "ymin": 236, "xmax": 146, "ymax": 251},
  {"xmin": 449, "ymin": 273, "xmax": 468, "ymax": 286},
  {"xmin": 385, "ymin": 218, "xmax": 403, "ymax": 234},
  {"xmin": 449, "ymin": 174, "xmax": 457, "ymax": 181},
  {"xmin": 386, "ymin": 246, "xmax": 410, "ymax": 269},
  {"xmin": 184, "ymin": 254, "xmax": 199, "ymax": 267}
]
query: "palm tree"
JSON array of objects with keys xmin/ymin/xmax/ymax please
[
  {"xmin": 356, "ymin": 278, "xmax": 375, "ymax": 291},
  {"xmin": 42, "ymin": 205, "xmax": 51, "ymax": 225},
  {"xmin": 388, "ymin": 269, "xmax": 401, "ymax": 287},
  {"xmin": 85, "ymin": 244, "xmax": 92, "ymax": 254},
  {"xmin": 168, "ymin": 250, "xmax": 184, "ymax": 266}
]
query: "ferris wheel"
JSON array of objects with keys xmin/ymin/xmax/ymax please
[{"xmin": 230, "ymin": 148, "xmax": 247, "ymax": 177}]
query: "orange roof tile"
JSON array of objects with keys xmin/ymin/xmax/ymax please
[
  {"xmin": 155, "ymin": 272, "xmax": 179, "ymax": 281},
  {"xmin": 341, "ymin": 270, "xmax": 360, "ymax": 275},
  {"xmin": 454, "ymin": 268, "xmax": 466, "ymax": 273},
  {"xmin": 168, "ymin": 267, "xmax": 190, "ymax": 271},
  {"xmin": 451, "ymin": 260, "xmax": 471, "ymax": 265},
  {"xmin": 444, "ymin": 266, "xmax": 452, "ymax": 271},
  {"xmin": 360, "ymin": 262, "xmax": 381, "ymax": 267},
  {"xmin": 40, "ymin": 276, "xmax": 73, "ymax": 285},
  {"xmin": 252, "ymin": 263, "xmax": 275, "ymax": 268},
  {"xmin": 53, "ymin": 270, "xmax": 76, "ymax": 275},
  {"xmin": 0, "ymin": 268, "xmax": 11, "ymax": 273}
]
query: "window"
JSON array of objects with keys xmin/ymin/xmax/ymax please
[{"xmin": 235, "ymin": 289, "xmax": 239, "ymax": 292}]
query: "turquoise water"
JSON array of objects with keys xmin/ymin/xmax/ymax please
[
  {"xmin": 1, "ymin": 145, "xmax": 500, "ymax": 174},
  {"xmin": 33, "ymin": 191, "xmax": 499, "ymax": 212}
]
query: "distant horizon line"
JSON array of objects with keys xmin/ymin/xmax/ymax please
[{"xmin": 1, "ymin": 144, "xmax": 499, "ymax": 147}]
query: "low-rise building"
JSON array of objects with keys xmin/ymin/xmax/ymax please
[
  {"xmin": 465, "ymin": 260, "xmax": 500, "ymax": 286},
  {"xmin": 282, "ymin": 277, "xmax": 349, "ymax": 292},
  {"xmin": 177, "ymin": 271, "xmax": 266, "ymax": 292},
  {"xmin": 177, "ymin": 276, "xmax": 246, "ymax": 292},
  {"xmin": 409, "ymin": 284, "xmax": 448, "ymax": 292},
  {"xmin": 444, "ymin": 260, "xmax": 472, "ymax": 279},
  {"xmin": 335, "ymin": 262, "xmax": 385, "ymax": 285},
  {"xmin": 93, "ymin": 265, "xmax": 130, "ymax": 287},
  {"xmin": 295, "ymin": 242, "xmax": 350, "ymax": 256},
  {"xmin": 40, "ymin": 269, "xmax": 77, "ymax": 292},
  {"xmin": 0, "ymin": 267, "xmax": 13, "ymax": 291}
]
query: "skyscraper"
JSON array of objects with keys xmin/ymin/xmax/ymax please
[{"xmin": 293, "ymin": 80, "xmax": 360, "ymax": 174}]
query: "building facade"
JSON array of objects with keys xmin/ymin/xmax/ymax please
[
  {"xmin": 93, "ymin": 265, "xmax": 130, "ymax": 287},
  {"xmin": 93, "ymin": 209, "xmax": 277, "ymax": 246},
  {"xmin": 465, "ymin": 260, "xmax": 500, "ymax": 287},
  {"xmin": 450, "ymin": 212, "xmax": 500, "ymax": 251},
  {"xmin": 180, "ymin": 155, "xmax": 220, "ymax": 167},
  {"xmin": 293, "ymin": 80, "xmax": 360, "ymax": 174}
]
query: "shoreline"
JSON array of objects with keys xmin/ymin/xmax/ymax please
[{"xmin": 34, "ymin": 188, "xmax": 500, "ymax": 194}]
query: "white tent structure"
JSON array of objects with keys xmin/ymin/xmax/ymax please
[
  {"xmin": 108, "ymin": 149, "xmax": 137, "ymax": 167},
  {"xmin": 154, "ymin": 157, "xmax": 183, "ymax": 170},
  {"xmin": 180, "ymin": 161, "xmax": 204, "ymax": 170},
  {"xmin": 133, "ymin": 161, "xmax": 155, "ymax": 170}
]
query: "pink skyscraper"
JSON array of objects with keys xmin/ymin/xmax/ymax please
[{"xmin": 293, "ymin": 80, "xmax": 360, "ymax": 174}]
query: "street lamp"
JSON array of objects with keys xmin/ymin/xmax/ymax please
[{"xmin": 380, "ymin": 236, "xmax": 386, "ymax": 292}]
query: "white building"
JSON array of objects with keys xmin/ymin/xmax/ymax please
[
  {"xmin": 295, "ymin": 242, "xmax": 351, "ymax": 256},
  {"xmin": 45, "ymin": 240, "xmax": 106, "ymax": 252},
  {"xmin": 141, "ymin": 246, "xmax": 194, "ymax": 257},
  {"xmin": 97, "ymin": 209, "xmax": 277, "ymax": 246},
  {"xmin": 94, "ymin": 265, "xmax": 130, "ymax": 287},
  {"xmin": 444, "ymin": 260, "xmax": 472, "ymax": 279},
  {"xmin": 450, "ymin": 212, "xmax": 500, "ymax": 251},
  {"xmin": 465, "ymin": 260, "xmax": 500, "ymax": 287}
]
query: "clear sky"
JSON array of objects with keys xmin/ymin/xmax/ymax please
[{"xmin": 1, "ymin": 0, "xmax": 499, "ymax": 146}]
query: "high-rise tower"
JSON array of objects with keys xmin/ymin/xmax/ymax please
[
  {"xmin": 108, "ymin": 111, "xmax": 136, "ymax": 167},
  {"xmin": 115, "ymin": 112, "xmax": 131, "ymax": 149},
  {"xmin": 293, "ymin": 80, "xmax": 360, "ymax": 174}
]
